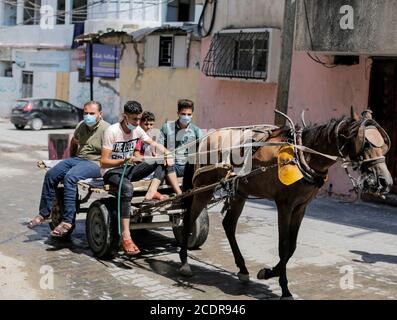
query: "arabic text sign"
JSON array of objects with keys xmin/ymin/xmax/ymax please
[{"xmin": 85, "ymin": 44, "xmax": 120, "ymax": 78}]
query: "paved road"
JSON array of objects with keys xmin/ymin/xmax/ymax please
[{"xmin": 0, "ymin": 121, "xmax": 396, "ymax": 300}]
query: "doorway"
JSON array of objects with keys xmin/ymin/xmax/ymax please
[{"xmin": 368, "ymin": 58, "xmax": 397, "ymax": 193}]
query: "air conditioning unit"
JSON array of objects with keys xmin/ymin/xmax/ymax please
[{"xmin": 202, "ymin": 28, "xmax": 281, "ymax": 83}]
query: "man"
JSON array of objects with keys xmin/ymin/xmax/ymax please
[
  {"xmin": 100, "ymin": 101, "xmax": 174, "ymax": 255},
  {"xmin": 28, "ymin": 101, "xmax": 110, "ymax": 238},
  {"xmin": 156, "ymin": 99, "xmax": 203, "ymax": 195}
]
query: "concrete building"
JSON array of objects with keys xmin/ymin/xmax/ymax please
[{"xmin": 196, "ymin": 0, "xmax": 397, "ymax": 196}]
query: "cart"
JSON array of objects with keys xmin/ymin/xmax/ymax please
[{"xmin": 37, "ymin": 160, "xmax": 210, "ymax": 260}]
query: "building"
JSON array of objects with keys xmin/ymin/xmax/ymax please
[
  {"xmin": 0, "ymin": 0, "xmax": 201, "ymax": 123},
  {"xmin": 196, "ymin": 0, "xmax": 397, "ymax": 196}
]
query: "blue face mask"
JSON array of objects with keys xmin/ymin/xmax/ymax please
[
  {"xmin": 84, "ymin": 114, "xmax": 97, "ymax": 127},
  {"xmin": 127, "ymin": 123, "xmax": 137, "ymax": 131},
  {"xmin": 179, "ymin": 115, "xmax": 192, "ymax": 126}
]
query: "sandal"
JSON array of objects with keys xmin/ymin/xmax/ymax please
[
  {"xmin": 122, "ymin": 238, "xmax": 141, "ymax": 256},
  {"xmin": 27, "ymin": 214, "xmax": 49, "ymax": 229},
  {"xmin": 50, "ymin": 222, "xmax": 75, "ymax": 238}
]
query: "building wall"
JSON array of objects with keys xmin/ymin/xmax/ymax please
[
  {"xmin": 0, "ymin": 77, "xmax": 18, "ymax": 117},
  {"xmin": 69, "ymin": 71, "xmax": 120, "ymax": 124},
  {"xmin": 210, "ymin": 0, "xmax": 284, "ymax": 30},
  {"xmin": 295, "ymin": 0, "xmax": 397, "ymax": 55},
  {"xmin": 119, "ymin": 41, "xmax": 201, "ymax": 125}
]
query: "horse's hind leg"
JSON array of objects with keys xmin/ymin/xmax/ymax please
[
  {"xmin": 179, "ymin": 191, "xmax": 213, "ymax": 277},
  {"xmin": 222, "ymin": 195, "xmax": 249, "ymax": 282}
]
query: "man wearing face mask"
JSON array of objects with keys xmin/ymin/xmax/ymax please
[
  {"xmin": 100, "ymin": 101, "xmax": 174, "ymax": 255},
  {"xmin": 156, "ymin": 99, "xmax": 203, "ymax": 195},
  {"xmin": 28, "ymin": 101, "xmax": 110, "ymax": 238}
]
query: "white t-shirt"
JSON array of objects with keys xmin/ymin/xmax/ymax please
[{"xmin": 102, "ymin": 123, "xmax": 150, "ymax": 175}]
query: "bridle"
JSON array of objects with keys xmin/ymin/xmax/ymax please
[{"xmin": 335, "ymin": 118, "xmax": 390, "ymax": 171}]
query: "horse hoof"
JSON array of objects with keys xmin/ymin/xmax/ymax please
[
  {"xmin": 179, "ymin": 265, "xmax": 194, "ymax": 277},
  {"xmin": 280, "ymin": 295, "xmax": 294, "ymax": 300},
  {"xmin": 237, "ymin": 272, "xmax": 250, "ymax": 283},
  {"xmin": 257, "ymin": 268, "xmax": 272, "ymax": 280}
]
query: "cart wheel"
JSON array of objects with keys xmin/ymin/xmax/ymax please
[
  {"xmin": 173, "ymin": 208, "xmax": 209, "ymax": 249},
  {"xmin": 86, "ymin": 200, "xmax": 119, "ymax": 260},
  {"xmin": 49, "ymin": 186, "xmax": 64, "ymax": 230}
]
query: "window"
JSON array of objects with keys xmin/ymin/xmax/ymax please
[
  {"xmin": 53, "ymin": 100, "xmax": 72, "ymax": 111},
  {"xmin": 167, "ymin": 0, "xmax": 195, "ymax": 22},
  {"xmin": 57, "ymin": 0, "xmax": 65, "ymax": 25},
  {"xmin": 4, "ymin": 1, "xmax": 17, "ymax": 26},
  {"xmin": 72, "ymin": 0, "xmax": 87, "ymax": 23},
  {"xmin": 202, "ymin": 31, "xmax": 270, "ymax": 80},
  {"xmin": 24, "ymin": 0, "xmax": 41, "ymax": 25},
  {"xmin": 159, "ymin": 37, "xmax": 173, "ymax": 67},
  {"xmin": 0, "ymin": 61, "xmax": 13, "ymax": 77},
  {"xmin": 21, "ymin": 71, "xmax": 33, "ymax": 98}
]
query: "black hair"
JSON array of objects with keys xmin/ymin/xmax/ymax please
[
  {"xmin": 177, "ymin": 99, "xmax": 194, "ymax": 112},
  {"xmin": 142, "ymin": 111, "xmax": 155, "ymax": 122},
  {"xmin": 124, "ymin": 101, "xmax": 143, "ymax": 115},
  {"xmin": 84, "ymin": 100, "xmax": 102, "ymax": 111}
]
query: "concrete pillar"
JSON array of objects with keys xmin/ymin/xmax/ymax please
[
  {"xmin": 65, "ymin": 0, "xmax": 72, "ymax": 24},
  {"xmin": 16, "ymin": 0, "xmax": 24, "ymax": 25}
]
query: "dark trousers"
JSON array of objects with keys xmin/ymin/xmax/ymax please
[{"xmin": 103, "ymin": 163, "xmax": 165, "ymax": 218}]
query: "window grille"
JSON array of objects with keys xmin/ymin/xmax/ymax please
[{"xmin": 202, "ymin": 31, "xmax": 270, "ymax": 80}]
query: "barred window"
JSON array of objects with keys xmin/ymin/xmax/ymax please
[{"xmin": 202, "ymin": 31, "xmax": 270, "ymax": 80}]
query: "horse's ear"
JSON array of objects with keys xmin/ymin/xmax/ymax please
[
  {"xmin": 361, "ymin": 110, "xmax": 373, "ymax": 120},
  {"xmin": 350, "ymin": 106, "xmax": 360, "ymax": 121}
]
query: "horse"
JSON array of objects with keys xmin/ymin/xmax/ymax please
[{"xmin": 178, "ymin": 108, "xmax": 393, "ymax": 299}]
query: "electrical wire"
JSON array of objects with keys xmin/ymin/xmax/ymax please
[{"xmin": 197, "ymin": 0, "xmax": 216, "ymax": 38}]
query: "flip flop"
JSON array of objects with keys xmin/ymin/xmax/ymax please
[{"xmin": 122, "ymin": 238, "xmax": 141, "ymax": 256}]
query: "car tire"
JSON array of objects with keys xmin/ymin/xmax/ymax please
[
  {"xmin": 30, "ymin": 118, "xmax": 43, "ymax": 131},
  {"xmin": 14, "ymin": 124, "xmax": 25, "ymax": 130}
]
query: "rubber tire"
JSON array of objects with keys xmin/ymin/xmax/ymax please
[
  {"xmin": 173, "ymin": 208, "xmax": 209, "ymax": 249},
  {"xmin": 30, "ymin": 118, "xmax": 43, "ymax": 131},
  {"xmin": 14, "ymin": 124, "xmax": 25, "ymax": 130},
  {"xmin": 49, "ymin": 186, "xmax": 64, "ymax": 231},
  {"xmin": 86, "ymin": 200, "xmax": 119, "ymax": 260}
]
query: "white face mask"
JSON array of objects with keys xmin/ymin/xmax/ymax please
[{"xmin": 179, "ymin": 115, "xmax": 192, "ymax": 125}]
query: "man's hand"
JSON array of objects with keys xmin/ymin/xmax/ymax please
[
  {"xmin": 125, "ymin": 156, "xmax": 143, "ymax": 165},
  {"xmin": 164, "ymin": 153, "xmax": 174, "ymax": 167}
]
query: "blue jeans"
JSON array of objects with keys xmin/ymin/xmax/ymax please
[{"xmin": 39, "ymin": 157, "xmax": 101, "ymax": 224}]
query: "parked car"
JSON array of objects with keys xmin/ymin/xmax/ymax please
[{"xmin": 10, "ymin": 98, "xmax": 83, "ymax": 131}]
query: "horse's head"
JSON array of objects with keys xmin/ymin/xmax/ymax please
[{"xmin": 340, "ymin": 108, "xmax": 393, "ymax": 195}]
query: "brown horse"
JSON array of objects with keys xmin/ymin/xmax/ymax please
[{"xmin": 178, "ymin": 109, "xmax": 393, "ymax": 299}]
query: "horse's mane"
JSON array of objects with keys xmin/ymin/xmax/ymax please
[{"xmin": 302, "ymin": 116, "xmax": 352, "ymax": 147}]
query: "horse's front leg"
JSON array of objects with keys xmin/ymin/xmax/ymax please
[
  {"xmin": 222, "ymin": 195, "xmax": 248, "ymax": 282},
  {"xmin": 257, "ymin": 203, "xmax": 307, "ymax": 281},
  {"xmin": 257, "ymin": 202, "xmax": 294, "ymax": 299}
]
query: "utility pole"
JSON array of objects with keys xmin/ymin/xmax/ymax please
[
  {"xmin": 275, "ymin": 0, "xmax": 297, "ymax": 126},
  {"xmin": 89, "ymin": 42, "xmax": 94, "ymax": 101}
]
